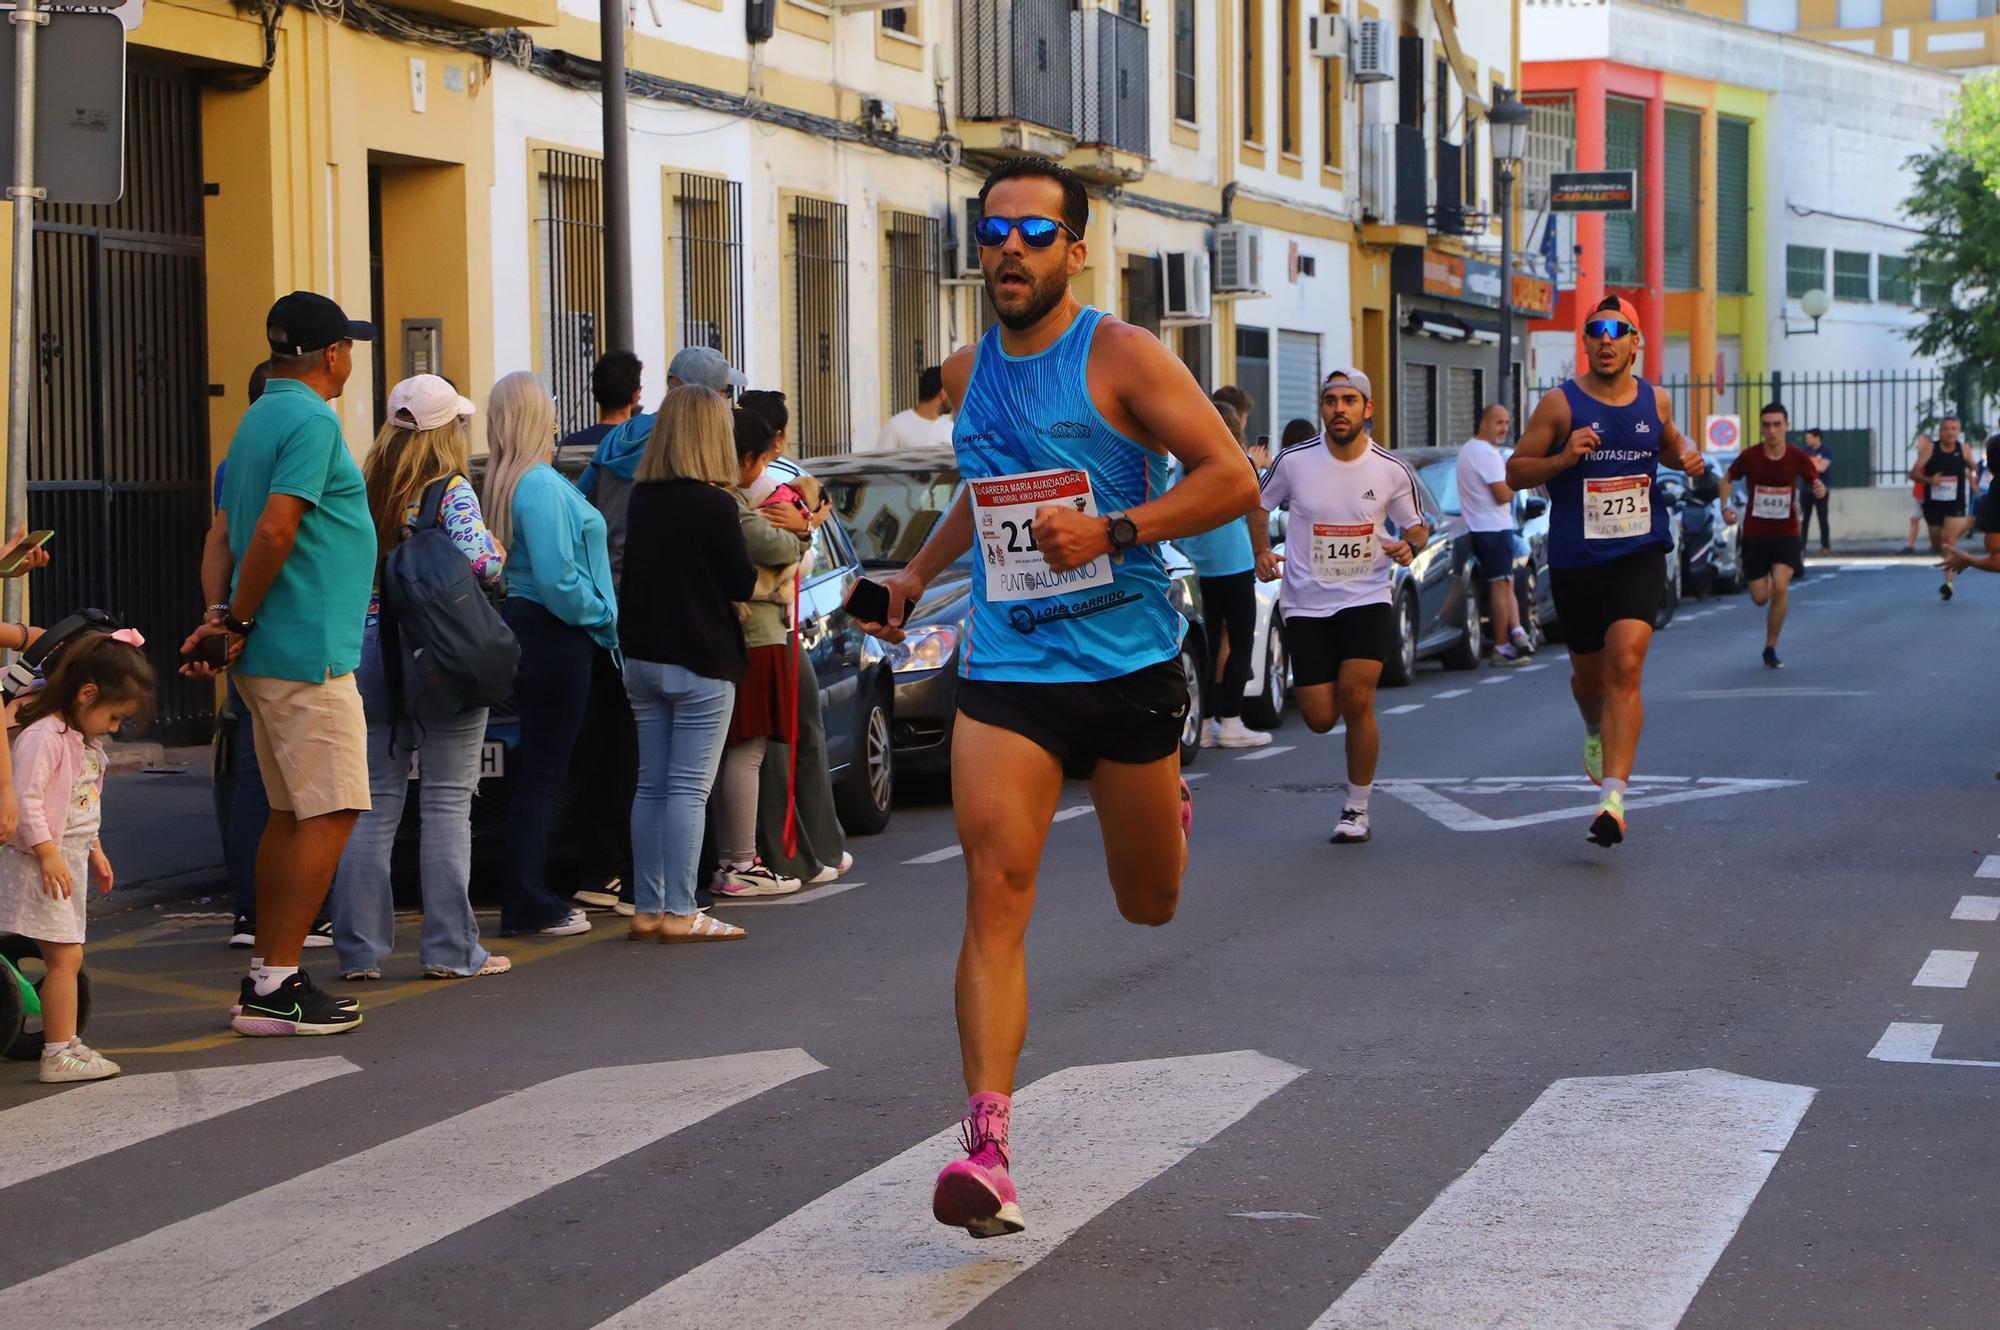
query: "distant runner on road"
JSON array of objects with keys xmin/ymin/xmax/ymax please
[
  {"xmin": 1505, "ymin": 295, "xmax": 1706, "ymax": 847},
  {"xmin": 1723, "ymin": 402, "xmax": 1825, "ymax": 669},
  {"xmin": 849, "ymin": 157, "xmax": 1258, "ymax": 1240},
  {"xmin": 1913, "ymin": 418, "xmax": 1972, "ymax": 600}
]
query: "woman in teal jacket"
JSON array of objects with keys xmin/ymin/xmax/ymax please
[{"xmin": 480, "ymin": 371, "xmax": 620, "ymax": 936}]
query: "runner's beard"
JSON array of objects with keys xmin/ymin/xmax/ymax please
[
  {"xmin": 991, "ymin": 264, "xmax": 1070, "ymax": 330},
  {"xmin": 1325, "ymin": 417, "xmax": 1366, "ymax": 446}
]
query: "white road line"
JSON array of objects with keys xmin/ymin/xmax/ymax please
[
  {"xmin": 597, "ymin": 1050, "xmax": 1303, "ymax": 1330},
  {"xmin": 1308, "ymin": 1068, "xmax": 1814, "ymax": 1330},
  {"xmin": 712, "ymin": 881, "xmax": 869, "ymax": 908},
  {"xmin": 1432, "ymin": 689, "xmax": 1471, "ymax": 699},
  {"xmin": 1181, "ymin": 770, "xmax": 1210, "ymax": 782},
  {"xmin": 1381, "ymin": 704, "xmax": 1423, "ymax": 715},
  {"xmin": 0, "ymin": 1057, "xmax": 359, "ymax": 1193},
  {"xmin": 1913, "ymin": 949, "xmax": 1978, "ymax": 988},
  {"xmin": 1977, "ymin": 855, "xmax": 2000, "ymax": 880},
  {"xmin": 1678, "ymin": 689, "xmax": 1871, "ymax": 700},
  {"xmin": 1517, "ymin": 662, "xmax": 1550, "ymax": 672},
  {"xmin": 1868, "ymin": 1022, "xmax": 2000, "ymax": 1069},
  {"xmin": 1052, "ymin": 805, "xmax": 1097, "ymax": 822},
  {"xmin": 4, "ymin": 1051, "xmax": 824, "ymax": 1327},
  {"xmin": 1479, "ymin": 675, "xmax": 1513, "ymax": 685},
  {"xmin": 1377, "ymin": 776, "xmax": 1799, "ymax": 833},
  {"xmin": 905, "ymin": 845, "xmax": 964, "ymax": 865},
  {"xmin": 1236, "ymin": 745, "xmax": 1295, "ymax": 761},
  {"xmin": 1953, "ymin": 895, "xmax": 2000, "ymax": 922}
]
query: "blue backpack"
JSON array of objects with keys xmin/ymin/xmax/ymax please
[{"xmin": 380, "ymin": 476, "xmax": 519, "ymax": 726}]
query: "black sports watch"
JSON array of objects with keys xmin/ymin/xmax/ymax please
[
  {"xmin": 1105, "ymin": 513, "xmax": 1140, "ymax": 554},
  {"xmin": 224, "ymin": 612, "xmax": 257, "ymax": 636}
]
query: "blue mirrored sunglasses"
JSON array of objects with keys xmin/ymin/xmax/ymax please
[
  {"xmin": 1583, "ymin": 318, "xmax": 1635, "ymax": 340},
  {"xmin": 974, "ymin": 215, "xmax": 1078, "ymax": 249}
]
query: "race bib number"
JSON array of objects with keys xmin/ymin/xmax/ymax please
[
  {"xmin": 1584, "ymin": 475, "xmax": 1652, "ymax": 541},
  {"xmin": 1931, "ymin": 477, "xmax": 1959, "ymax": 502},
  {"xmin": 969, "ymin": 468, "xmax": 1113, "ymax": 603},
  {"xmin": 1751, "ymin": 485, "xmax": 1794, "ymax": 522},
  {"xmin": 1310, "ymin": 523, "xmax": 1377, "ymax": 582}
]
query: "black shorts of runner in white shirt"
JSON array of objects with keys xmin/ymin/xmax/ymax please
[{"xmin": 1286, "ymin": 603, "xmax": 1398, "ymax": 687}]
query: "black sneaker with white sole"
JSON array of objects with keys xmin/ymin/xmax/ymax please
[
  {"xmin": 228, "ymin": 914, "xmax": 255, "ymax": 949},
  {"xmin": 231, "ymin": 971, "xmax": 364, "ymax": 1036},
  {"xmin": 229, "ymin": 970, "xmax": 361, "ymax": 1017},
  {"xmin": 304, "ymin": 918, "xmax": 335, "ymax": 949}
]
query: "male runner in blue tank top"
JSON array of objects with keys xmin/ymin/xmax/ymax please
[
  {"xmin": 849, "ymin": 157, "xmax": 1258, "ymax": 1238},
  {"xmin": 1507, "ymin": 295, "xmax": 1707, "ymax": 846}
]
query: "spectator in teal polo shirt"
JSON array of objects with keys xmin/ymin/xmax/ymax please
[{"xmin": 182, "ymin": 290, "xmax": 376, "ymax": 1038}]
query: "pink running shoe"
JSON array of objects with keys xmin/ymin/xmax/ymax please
[
  {"xmin": 1179, "ymin": 776, "xmax": 1194, "ymax": 838},
  {"xmin": 933, "ymin": 1116, "xmax": 1025, "ymax": 1238}
]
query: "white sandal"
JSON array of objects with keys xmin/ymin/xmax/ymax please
[{"xmin": 660, "ymin": 911, "xmax": 747, "ymax": 943}]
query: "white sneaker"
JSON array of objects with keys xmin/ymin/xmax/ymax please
[
  {"xmin": 1198, "ymin": 719, "xmax": 1221, "ymax": 749},
  {"xmin": 712, "ymin": 862, "xmax": 803, "ymax": 897},
  {"xmin": 837, "ymin": 852, "xmax": 854, "ymax": 877},
  {"xmin": 1215, "ymin": 717, "xmax": 1274, "ymax": 748},
  {"xmin": 808, "ymin": 863, "xmax": 841, "ymax": 885},
  {"xmin": 538, "ymin": 909, "xmax": 593, "ymax": 937},
  {"xmin": 40, "ymin": 1038, "xmax": 120, "ymax": 1084},
  {"xmin": 1329, "ymin": 807, "xmax": 1371, "ymax": 843}
]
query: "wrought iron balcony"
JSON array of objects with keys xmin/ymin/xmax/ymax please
[
  {"xmin": 1074, "ymin": 8, "xmax": 1149, "ymax": 158},
  {"xmin": 957, "ymin": 0, "xmax": 1077, "ymax": 140}
]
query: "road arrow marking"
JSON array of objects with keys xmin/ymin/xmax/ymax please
[
  {"xmin": 1375, "ymin": 775, "xmax": 1803, "ymax": 833},
  {"xmin": 596, "ymin": 1050, "xmax": 1304, "ymax": 1330},
  {"xmin": 1307, "ymin": 1068, "xmax": 1814, "ymax": 1330},
  {"xmin": 0, "ymin": 1056, "xmax": 359, "ymax": 1192},
  {"xmin": 2, "ymin": 1050, "xmax": 823, "ymax": 1327}
]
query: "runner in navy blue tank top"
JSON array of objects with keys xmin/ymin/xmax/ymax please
[
  {"xmin": 844, "ymin": 157, "xmax": 1259, "ymax": 1239},
  {"xmin": 1507, "ymin": 295, "xmax": 1707, "ymax": 848}
]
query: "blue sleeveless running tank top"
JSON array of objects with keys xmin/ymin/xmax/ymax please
[
  {"xmin": 1545, "ymin": 377, "xmax": 1673, "ymax": 569},
  {"xmin": 952, "ymin": 306, "xmax": 1181, "ymax": 683}
]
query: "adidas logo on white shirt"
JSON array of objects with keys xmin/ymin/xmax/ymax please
[{"xmin": 1363, "ymin": 489, "xmax": 1376, "ymax": 499}]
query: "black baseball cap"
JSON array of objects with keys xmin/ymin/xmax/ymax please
[{"xmin": 266, "ymin": 291, "xmax": 375, "ymax": 356}]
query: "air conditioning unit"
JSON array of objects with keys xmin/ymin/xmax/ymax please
[
  {"xmin": 1352, "ymin": 17, "xmax": 1393, "ymax": 83},
  {"xmin": 1213, "ymin": 222, "xmax": 1263, "ymax": 296},
  {"xmin": 1162, "ymin": 250, "xmax": 1211, "ymax": 321},
  {"xmin": 946, "ymin": 196, "xmax": 984, "ymax": 283},
  {"xmin": 1307, "ymin": 14, "xmax": 1346, "ymax": 60}
]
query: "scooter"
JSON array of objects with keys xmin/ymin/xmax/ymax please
[{"xmin": 1670, "ymin": 472, "xmax": 1729, "ymax": 598}]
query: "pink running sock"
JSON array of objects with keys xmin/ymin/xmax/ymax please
[{"xmin": 966, "ymin": 1091, "xmax": 1012, "ymax": 1164}]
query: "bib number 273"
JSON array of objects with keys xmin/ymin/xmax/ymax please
[{"xmin": 1584, "ymin": 475, "xmax": 1651, "ymax": 541}]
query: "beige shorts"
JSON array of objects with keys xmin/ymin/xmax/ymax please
[{"xmin": 234, "ymin": 671, "xmax": 372, "ymax": 820}]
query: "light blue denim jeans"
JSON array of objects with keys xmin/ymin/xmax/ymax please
[
  {"xmin": 624, "ymin": 660, "xmax": 735, "ymax": 916},
  {"xmin": 331, "ymin": 708, "xmax": 492, "ymax": 974}
]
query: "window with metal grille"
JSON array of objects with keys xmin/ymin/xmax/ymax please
[
  {"xmin": 882, "ymin": 6, "xmax": 909, "ymax": 31},
  {"xmin": 1400, "ymin": 362, "xmax": 1436, "ymax": 449},
  {"xmin": 1242, "ymin": 0, "xmax": 1263, "ymax": 144},
  {"xmin": 790, "ymin": 197, "xmax": 851, "ymax": 457},
  {"xmin": 1663, "ymin": 107, "xmax": 1700, "ymax": 291},
  {"xmin": 1280, "ymin": 0, "xmax": 1300, "ymax": 156},
  {"xmin": 1524, "ymin": 97, "xmax": 1575, "ymax": 279},
  {"xmin": 1833, "ymin": 250, "xmax": 1872, "ymax": 301},
  {"xmin": 1879, "ymin": 253, "xmax": 1914, "ymax": 305},
  {"xmin": 1276, "ymin": 330, "xmax": 1321, "ymax": 428},
  {"xmin": 1603, "ymin": 99, "xmax": 1644, "ymax": 287},
  {"xmin": 1785, "ymin": 245, "xmax": 1825, "ymax": 298},
  {"xmin": 886, "ymin": 211, "xmax": 942, "ymax": 417},
  {"xmin": 1178, "ymin": 324, "xmax": 1211, "ymax": 392},
  {"xmin": 1173, "ymin": 0, "xmax": 1196, "ymax": 123},
  {"xmin": 532, "ymin": 148, "xmax": 605, "ymax": 437},
  {"xmin": 1717, "ymin": 117, "xmax": 1750, "ymax": 295},
  {"xmin": 1445, "ymin": 366, "xmax": 1483, "ymax": 441},
  {"xmin": 671, "ymin": 171, "xmax": 744, "ymax": 367},
  {"xmin": 1123, "ymin": 254, "xmax": 1163, "ymax": 337}
]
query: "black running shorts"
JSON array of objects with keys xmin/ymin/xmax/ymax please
[
  {"xmin": 1549, "ymin": 548, "xmax": 1665, "ymax": 655},
  {"xmin": 1740, "ymin": 535, "xmax": 1803, "ymax": 583},
  {"xmin": 1286, "ymin": 602, "xmax": 1398, "ymax": 687},
  {"xmin": 955, "ymin": 657, "xmax": 1188, "ymax": 780},
  {"xmin": 1924, "ymin": 497, "xmax": 1967, "ymax": 527}
]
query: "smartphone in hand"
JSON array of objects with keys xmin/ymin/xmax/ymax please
[
  {"xmin": 0, "ymin": 529, "xmax": 53, "ymax": 577},
  {"xmin": 181, "ymin": 633, "xmax": 230, "ymax": 670},
  {"xmin": 845, "ymin": 577, "xmax": 893, "ymax": 625}
]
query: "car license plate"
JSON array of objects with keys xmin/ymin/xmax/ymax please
[{"xmin": 406, "ymin": 742, "xmax": 507, "ymax": 781}]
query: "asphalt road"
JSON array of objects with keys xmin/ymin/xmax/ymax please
[{"xmin": 3, "ymin": 555, "xmax": 1997, "ymax": 1330}]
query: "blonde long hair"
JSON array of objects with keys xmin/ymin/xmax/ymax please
[
  {"xmin": 362, "ymin": 416, "xmax": 472, "ymax": 562},
  {"xmin": 637, "ymin": 384, "xmax": 735, "ymax": 485},
  {"xmin": 481, "ymin": 370, "xmax": 556, "ymax": 552}
]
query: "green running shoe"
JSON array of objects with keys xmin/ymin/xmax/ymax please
[
  {"xmin": 1587, "ymin": 789, "xmax": 1626, "ymax": 848},
  {"xmin": 1583, "ymin": 732, "xmax": 1604, "ymax": 786}
]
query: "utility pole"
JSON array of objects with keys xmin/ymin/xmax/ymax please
[
  {"xmin": 1488, "ymin": 89, "xmax": 1534, "ymax": 428},
  {"xmin": 4, "ymin": 0, "xmax": 42, "ymax": 629},
  {"xmin": 600, "ymin": 0, "xmax": 634, "ymax": 353}
]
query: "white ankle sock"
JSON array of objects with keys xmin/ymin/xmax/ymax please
[
  {"xmin": 1601, "ymin": 777, "xmax": 1628, "ymax": 800},
  {"xmin": 252, "ymin": 965, "xmax": 298, "ymax": 997},
  {"xmin": 43, "ymin": 1040, "xmax": 69, "ymax": 1057},
  {"xmin": 1346, "ymin": 782, "xmax": 1372, "ymax": 813}
]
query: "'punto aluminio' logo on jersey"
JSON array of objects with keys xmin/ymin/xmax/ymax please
[{"xmin": 1047, "ymin": 421, "xmax": 1091, "ymax": 439}]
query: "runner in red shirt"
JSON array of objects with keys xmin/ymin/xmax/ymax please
[{"xmin": 1723, "ymin": 402, "xmax": 1826, "ymax": 669}]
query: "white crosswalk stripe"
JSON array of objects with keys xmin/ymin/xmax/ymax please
[
  {"xmin": 596, "ymin": 1050, "xmax": 1304, "ymax": 1330},
  {"xmin": 1308, "ymin": 1068, "xmax": 1813, "ymax": 1330},
  {"xmin": 1, "ymin": 1050, "xmax": 822, "ymax": 1328},
  {"xmin": 0, "ymin": 1056, "xmax": 358, "ymax": 1192}
]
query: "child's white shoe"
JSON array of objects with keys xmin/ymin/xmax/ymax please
[{"xmin": 39, "ymin": 1038, "xmax": 120, "ymax": 1084}]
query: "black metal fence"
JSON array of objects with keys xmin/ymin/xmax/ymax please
[
  {"xmin": 673, "ymin": 172, "xmax": 745, "ymax": 368},
  {"xmin": 885, "ymin": 211, "xmax": 941, "ymax": 419},
  {"xmin": 790, "ymin": 196, "xmax": 851, "ymax": 459},
  {"xmin": 957, "ymin": 0, "xmax": 1076, "ymax": 134},
  {"xmin": 535, "ymin": 149, "xmax": 604, "ymax": 437},
  {"xmin": 1532, "ymin": 369, "xmax": 1985, "ymax": 487}
]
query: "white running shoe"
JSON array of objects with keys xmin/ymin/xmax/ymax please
[
  {"xmin": 1214, "ymin": 717, "xmax": 1274, "ymax": 748},
  {"xmin": 712, "ymin": 862, "xmax": 803, "ymax": 897},
  {"xmin": 1198, "ymin": 719, "xmax": 1221, "ymax": 749},
  {"xmin": 40, "ymin": 1039, "xmax": 121, "ymax": 1084},
  {"xmin": 1329, "ymin": 807, "xmax": 1371, "ymax": 844}
]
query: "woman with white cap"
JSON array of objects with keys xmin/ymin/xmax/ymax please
[{"xmin": 329, "ymin": 374, "xmax": 512, "ymax": 981}]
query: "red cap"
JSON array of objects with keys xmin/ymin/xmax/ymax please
[{"xmin": 1582, "ymin": 296, "xmax": 1643, "ymax": 342}]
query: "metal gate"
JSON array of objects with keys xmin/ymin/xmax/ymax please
[{"xmin": 28, "ymin": 64, "xmax": 209, "ymax": 742}]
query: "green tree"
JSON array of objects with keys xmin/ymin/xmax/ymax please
[{"xmin": 1904, "ymin": 83, "xmax": 2000, "ymax": 417}]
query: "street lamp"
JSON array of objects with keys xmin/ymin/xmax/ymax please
[
  {"xmin": 1489, "ymin": 89, "xmax": 1534, "ymax": 427},
  {"xmin": 1783, "ymin": 287, "xmax": 1831, "ymax": 338}
]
